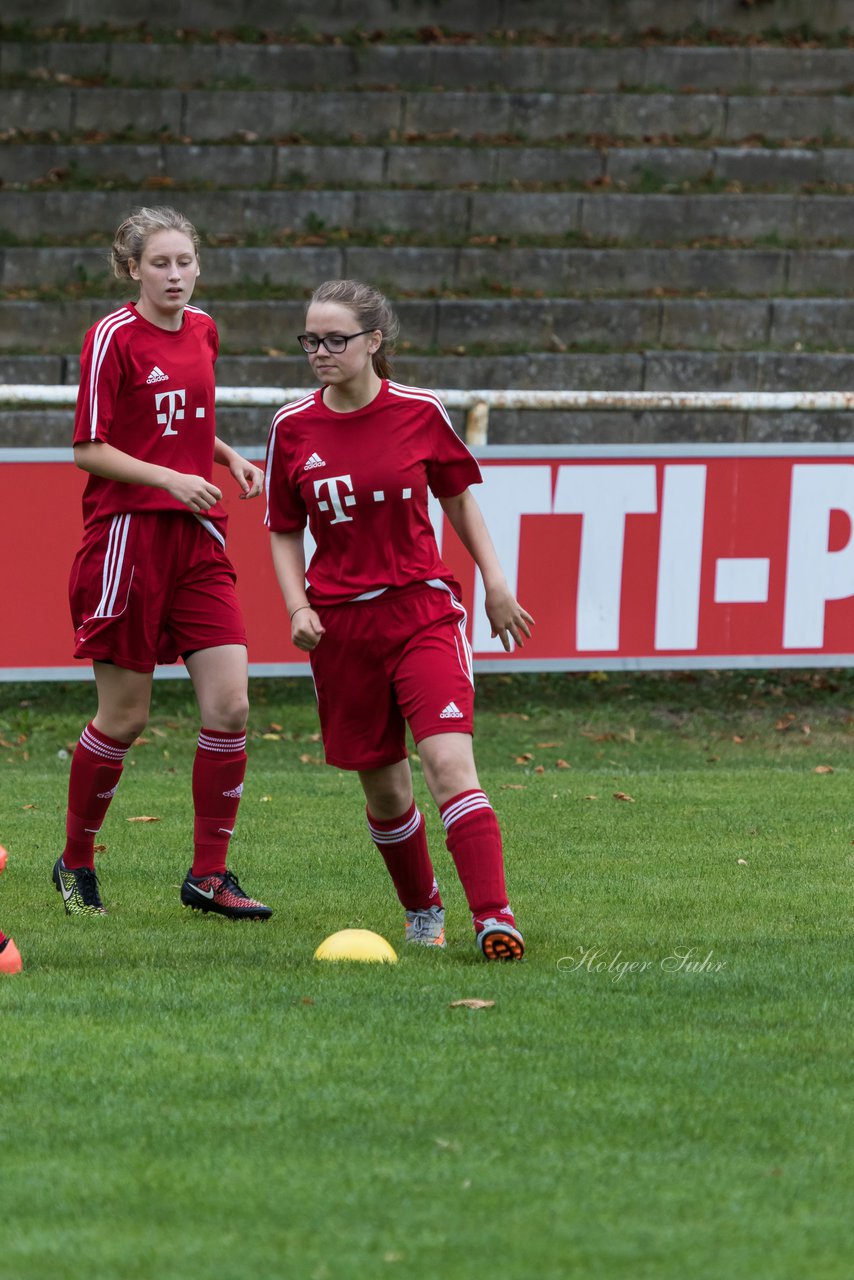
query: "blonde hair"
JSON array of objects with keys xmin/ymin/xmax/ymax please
[
  {"xmin": 110, "ymin": 206, "xmax": 200, "ymax": 280},
  {"xmin": 309, "ymin": 279, "xmax": 400, "ymax": 379}
]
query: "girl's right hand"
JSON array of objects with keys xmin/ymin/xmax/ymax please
[
  {"xmin": 291, "ymin": 607, "xmax": 325, "ymax": 651},
  {"xmin": 167, "ymin": 473, "xmax": 223, "ymax": 511}
]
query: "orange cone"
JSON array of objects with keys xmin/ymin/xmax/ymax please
[
  {"xmin": 0, "ymin": 845, "xmax": 23, "ymax": 972},
  {"xmin": 0, "ymin": 938, "xmax": 22, "ymax": 975}
]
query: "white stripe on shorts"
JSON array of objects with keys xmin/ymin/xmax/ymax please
[{"xmin": 90, "ymin": 513, "xmax": 132, "ymax": 620}]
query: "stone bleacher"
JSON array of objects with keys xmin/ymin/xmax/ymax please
[{"xmin": 2, "ymin": 0, "xmax": 854, "ymax": 445}]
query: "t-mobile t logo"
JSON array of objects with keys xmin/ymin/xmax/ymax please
[
  {"xmin": 155, "ymin": 389, "xmax": 186, "ymax": 436},
  {"xmin": 314, "ymin": 474, "xmax": 356, "ymax": 524}
]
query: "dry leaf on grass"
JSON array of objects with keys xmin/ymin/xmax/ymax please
[
  {"xmin": 814, "ymin": 765, "xmax": 834, "ymax": 774},
  {"xmin": 556, "ymin": 759, "xmax": 571, "ymax": 769},
  {"xmin": 536, "ymin": 741, "xmax": 559, "ymax": 749},
  {"xmin": 534, "ymin": 765, "xmax": 545, "ymax": 774},
  {"xmin": 732, "ymin": 735, "xmax": 745, "ymax": 744},
  {"xmin": 613, "ymin": 791, "xmax": 635, "ymax": 802},
  {"xmin": 449, "ymin": 999, "xmax": 495, "ymax": 1010},
  {"xmin": 737, "ymin": 858, "xmax": 748, "ymax": 865},
  {"xmin": 262, "ymin": 732, "xmax": 282, "ymax": 741},
  {"xmin": 584, "ymin": 794, "xmax": 599, "ymax": 801},
  {"xmin": 515, "ymin": 753, "xmax": 534, "ymax": 763},
  {"xmin": 299, "ymin": 754, "xmax": 323, "ymax": 765},
  {"xmin": 500, "ymin": 784, "xmax": 526, "ymax": 790},
  {"xmin": 126, "ymin": 815, "xmax": 161, "ymax": 823}
]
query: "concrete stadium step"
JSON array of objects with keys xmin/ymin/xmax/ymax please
[
  {"xmin": 2, "ymin": 188, "xmax": 853, "ymax": 244},
  {"xmin": 8, "ymin": 141, "xmax": 854, "ymax": 191},
  {"xmin": 3, "ymin": 244, "xmax": 853, "ymax": 298},
  {"xmin": 7, "ymin": 350, "xmax": 854, "ymax": 394},
  {"xmin": 3, "ymin": 0, "xmax": 853, "ymax": 36},
  {"xmin": 3, "ymin": 295, "xmax": 853, "ymax": 353},
  {"xmin": 6, "ymin": 86, "xmax": 854, "ymax": 144},
  {"xmin": 10, "ymin": 348, "xmax": 854, "ymax": 386},
  {"xmin": 5, "ymin": 40, "xmax": 854, "ymax": 93}
]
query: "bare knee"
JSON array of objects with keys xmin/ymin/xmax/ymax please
[
  {"xmin": 94, "ymin": 706, "xmax": 148, "ymax": 744},
  {"xmin": 359, "ymin": 761, "xmax": 413, "ymax": 819},
  {"xmin": 418, "ymin": 733, "xmax": 480, "ymax": 808},
  {"xmin": 207, "ymin": 692, "xmax": 249, "ymax": 734}
]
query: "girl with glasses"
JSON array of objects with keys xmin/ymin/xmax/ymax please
[
  {"xmin": 54, "ymin": 205, "xmax": 271, "ymax": 922},
  {"xmin": 266, "ymin": 279, "xmax": 534, "ymax": 959}
]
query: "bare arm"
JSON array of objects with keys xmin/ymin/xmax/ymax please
[
  {"xmin": 214, "ymin": 438, "xmax": 264, "ymax": 499},
  {"xmin": 73, "ymin": 440, "xmax": 222, "ymax": 511},
  {"xmin": 269, "ymin": 529, "xmax": 325, "ymax": 651},
  {"xmin": 439, "ymin": 488, "xmax": 534, "ymax": 651}
]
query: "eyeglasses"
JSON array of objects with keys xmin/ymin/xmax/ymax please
[{"xmin": 297, "ymin": 330, "xmax": 375, "ymax": 354}]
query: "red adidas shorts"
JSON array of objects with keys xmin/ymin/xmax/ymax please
[
  {"xmin": 309, "ymin": 581, "xmax": 475, "ymax": 771},
  {"xmin": 69, "ymin": 511, "xmax": 247, "ymax": 672}
]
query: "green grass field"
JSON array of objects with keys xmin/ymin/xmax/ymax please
[{"xmin": 1, "ymin": 672, "xmax": 852, "ymax": 1280}]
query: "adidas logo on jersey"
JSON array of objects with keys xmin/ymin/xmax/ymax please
[
  {"xmin": 146, "ymin": 366, "xmax": 169, "ymax": 384},
  {"xmin": 303, "ymin": 452, "xmax": 326, "ymax": 470},
  {"xmin": 439, "ymin": 701, "xmax": 464, "ymax": 719}
]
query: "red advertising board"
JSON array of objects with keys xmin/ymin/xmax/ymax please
[{"xmin": 3, "ymin": 445, "xmax": 854, "ymax": 679}]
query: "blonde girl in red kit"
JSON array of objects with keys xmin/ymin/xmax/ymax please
[
  {"xmin": 55, "ymin": 206, "xmax": 271, "ymax": 921},
  {"xmin": 266, "ymin": 280, "xmax": 534, "ymax": 959}
]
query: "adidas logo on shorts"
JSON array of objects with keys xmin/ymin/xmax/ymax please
[
  {"xmin": 303, "ymin": 452, "xmax": 326, "ymax": 470},
  {"xmin": 439, "ymin": 701, "xmax": 464, "ymax": 719},
  {"xmin": 146, "ymin": 366, "xmax": 169, "ymax": 384}
]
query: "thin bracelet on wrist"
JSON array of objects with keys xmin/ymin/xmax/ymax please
[{"xmin": 289, "ymin": 604, "xmax": 311, "ymax": 620}]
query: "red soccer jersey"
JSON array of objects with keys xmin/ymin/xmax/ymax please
[
  {"xmin": 73, "ymin": 302, "xmax": 225, "ymax": 537},
  {"xmin": 264, "ymin": 379, "xmax": 482, "ymax": 604}
]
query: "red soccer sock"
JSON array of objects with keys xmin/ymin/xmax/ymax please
[
  {"xmin": 0, "ymin": 930, "xmax": 6, "ymax": 947},
  {"xmin": 63, "ymin": 722, "xmax": 132, "ymax": 870},
  {"xmin": 440, "ymin": 789, "xmax": 513, "ymax": 921},
  {"xmin": 191, "ymin": 728, "xmax": 247, "ymax": 878},
  {"xmin": 367, "ymin": 799, "xmax": 443, "ymax": 912}
]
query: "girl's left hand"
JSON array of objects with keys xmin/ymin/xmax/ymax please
[
  {"xmin": 485, "ymin": 585, "xmax": 535, "ymax": 652},
  {"xmin": 231, "ymin": 456, "xmax": 265, "ymax": 499}
]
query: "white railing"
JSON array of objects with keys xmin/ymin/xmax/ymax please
[{"xmin": 4, "ymin": 386, "xmax": 854, "ymax": 445}]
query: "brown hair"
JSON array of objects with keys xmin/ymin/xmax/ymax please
[
  {"xmin": 110, "ymin": 206, "xmax": 201, "ymax": 280},
  {"xmin": 308, "ymin": 279, "xmax": 400, "ymax": 379}
]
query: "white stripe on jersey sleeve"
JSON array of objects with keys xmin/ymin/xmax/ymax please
[
  {"xmin": 88, "ymin": 308, "xmax": 137, "ymax": 441},
  {"xmin": 387, "ymin": 380, "xmax": 457, "ymax": 432},
  {"xmin": 263, "ymin": 393, "xmax": 316, "ymax": 528}
]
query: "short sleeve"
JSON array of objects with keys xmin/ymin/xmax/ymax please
[
  {"xmin": 73, "ymin": 324, "xmax": 123, "ymax": 446},
  {"xmin": 264, "ymin": 416, "xmax": 308, "ymax": 534},
  {"xmin": 425, "ymin": 409, "xmax": 482, "ymax": 497}
]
